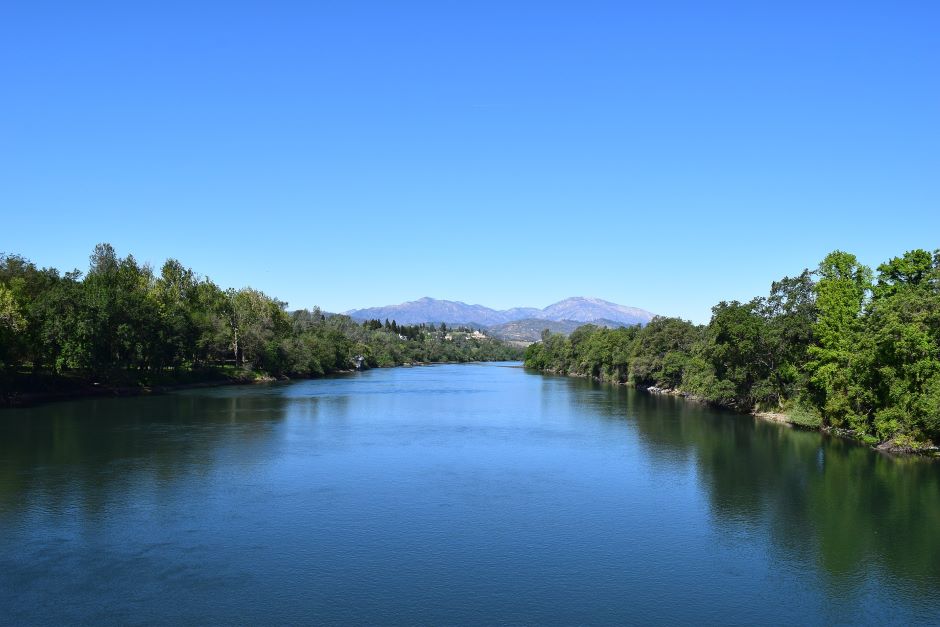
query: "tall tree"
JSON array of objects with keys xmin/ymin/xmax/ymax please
[
  {"xmin": 806, "ymin": 251, "xmax": 873, "ymax": 432},
  {"xmin": 866, "ymin": 250, "xmax": 940, "ymax": 441}
]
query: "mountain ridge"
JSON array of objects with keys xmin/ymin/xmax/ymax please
[{"xmin": 345, "ymin": 296, "xmax": 656, "ymax": 328}]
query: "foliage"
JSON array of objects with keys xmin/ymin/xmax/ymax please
[
  {"xmin": 0, "ymin": 246, "xmax": 522, "ymax": 392},
  {"xmin": 524, "ymin": 249, "xmax": 940, "ymax": 446}
]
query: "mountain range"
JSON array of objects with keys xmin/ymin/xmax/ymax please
[{"xmin": 345, "ymin": 297, "xmax": 656, "ymax": 340}]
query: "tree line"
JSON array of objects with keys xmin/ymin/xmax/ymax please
[
  {"xmin": 0, "ymin": 244, "xmax": 522, "ymax": 393},
  {"xmin": 524, "ymin": 249, "xmax": 940, "ymax": 448}
]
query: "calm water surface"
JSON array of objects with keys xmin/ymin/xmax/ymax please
[{"xmin": 2, "ymin": 363, "xmax": 939, "ymax": 625}]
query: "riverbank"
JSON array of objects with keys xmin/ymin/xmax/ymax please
[
  {"xmin": 646, "ymin": 385, "xmax": 938, "ymax": 456},
  {"xmin": 0, "ymin": 368, "xmax": 279, "ymax": 408},
  {"xmin": 533, "ymin": 368, "xmax": 939, "ymax": 458}
]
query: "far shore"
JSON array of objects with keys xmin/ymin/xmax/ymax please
[{"xmin": 0, "ymin": 360, "xmax": 519, "ymax": 409}]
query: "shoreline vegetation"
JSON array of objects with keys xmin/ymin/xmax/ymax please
[
  {"xmin": 0, "ymin": 244, "xmax": 523, "ymax": 408},
  {"xmin": 524, "ymin": 248, "xmax": 940, "ymax": 458}
]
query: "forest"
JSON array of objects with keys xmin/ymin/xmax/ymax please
[
  {"xmin": 524, "ymin": 249, "xmax": 940, "ymax": 450},
  {"xmin": 0, "ymin": 244, "xmax": 521, "ymax": 402}
]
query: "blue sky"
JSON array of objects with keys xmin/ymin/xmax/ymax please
[{"xmin": 2, "ymin": 1, "xmax": 938, "ymax": 322}]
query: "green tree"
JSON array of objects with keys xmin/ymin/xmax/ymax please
[
  {"xmin": 866, "ymin": 250, "xmax": 940, "ymax": 442},
  {"xmin": 0, "ymin": 283, "xmax": 25, "ymax": 367},
  {"xmin": 806, "ymin": 251, "xmax": 874, "ymax": 433}
]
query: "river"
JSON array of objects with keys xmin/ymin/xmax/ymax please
[{"xmin": 1, "ymin": 362, "xmax": 938, "ymax": 624}]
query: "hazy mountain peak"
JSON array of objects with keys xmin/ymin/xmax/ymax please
[
  {"xmin": 345, "ymin": 296, "xmax": 656, "ymax": 329},
  {"xmin": 541, "ymin": 297, "xmax": 655, "ymax": 323}
]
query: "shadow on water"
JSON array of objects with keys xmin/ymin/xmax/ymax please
[
  {"xmin": 0, "ymin": 386, "xmax": 309, "ymax": 518},
  {"xmin": 543, "ymin": 371, "xmax": 940, "ymax": 591}
]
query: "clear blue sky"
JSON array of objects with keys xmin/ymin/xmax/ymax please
[{"xmin": 2, "ymin": 1, "xmax": 937, "ymax": 323}]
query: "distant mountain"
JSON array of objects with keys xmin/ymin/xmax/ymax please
[
  {"xmin": 539, "ymin": 297, "xmax": 654, "ymax": 325},
  {"xmin": 345, "ymin": 296, "xmax": 656, "ymax": 329},
  {"xmin": 345, "ymin": 297, "xmax": 512, "ymax": 326}
]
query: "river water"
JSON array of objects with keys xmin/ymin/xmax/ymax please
[{"xmin": 1, "ymin": 362, "xmax": 938, "ymax": 624}]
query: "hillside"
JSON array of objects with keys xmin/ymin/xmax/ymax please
[{"xmin": 486, "ymin": 318, "xmax": 635, "ymax": 343}]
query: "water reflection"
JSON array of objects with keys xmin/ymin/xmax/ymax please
[
  {"xmin": 558, "ymin": 374, "xmax": 940, "ymax": 589},
  {"xmin": 0, "ymin": 388, "xmax": 296, "ymax": 518}
]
